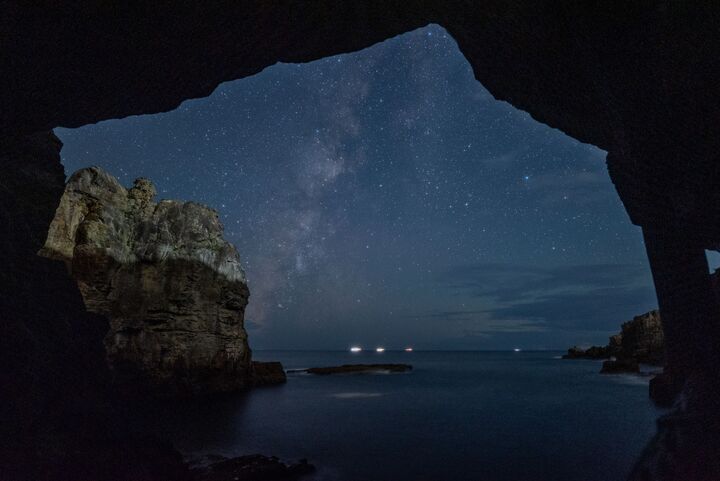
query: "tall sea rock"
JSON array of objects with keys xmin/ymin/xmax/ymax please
[
  {"xmin": 615, "ymin": 310, "xmax": 665, "ymax": 365},
  {"xmin": 39, "ymin": 166, "xmax": 283, "ymax": 396}
]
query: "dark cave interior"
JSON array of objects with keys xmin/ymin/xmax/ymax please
[{"xmin": 2, "ymin": 3, "xmax": 720, "ymax": 480}]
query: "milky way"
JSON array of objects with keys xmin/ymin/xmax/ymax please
[{"xmin": 57, "ymin": 25, "xmax": 660, "ymax": 350}]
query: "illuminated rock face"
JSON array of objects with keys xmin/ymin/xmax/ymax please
[{"xmin": 39, "ymin": 166, "xmax": 276, "ymax": 396}]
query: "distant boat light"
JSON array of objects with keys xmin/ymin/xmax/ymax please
[
  {"xmin": 405, "ymin": 347, "xmax": 413, "ymax": 352},
  {"xmin": 513, "ymin": 348, "xmax": 521, "ymax": 352},
  {"xmin": 376, "ymin": 347, "xmax": 385, "ymax": 353},
  {"xmin": 350, "ymin": 347, "xmax": 362, "ymax": 352}
]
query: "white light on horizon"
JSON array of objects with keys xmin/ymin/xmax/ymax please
[
  {"xmin": 350, "ymin": 346, "xmax": 362, "ymax": 352},
  {"xmin": 376, "ymin": 347, "xmax": 385, "ymax": 353},
  {"xmin": 513, "ymin": 348, "xmax": 521, "ymax": 352},
  {"xmin": 405, "ymin": 347, "xmax": 413, "ymax": 352}
]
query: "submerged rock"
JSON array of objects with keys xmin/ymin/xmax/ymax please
[
  {"xmin": 600, "ymin": 358, "xmax": 640, "ymax": 374},
  {"xmin": 194, "ymin": 454, "xmax": 315, "ymax": 481},
  {"xmin": 287, "ymin": 363, "xmax": 412, "ymax": 375},
  {"xmin": 39, "ymin": 166, "xmax": 282, "ymax": 396}
]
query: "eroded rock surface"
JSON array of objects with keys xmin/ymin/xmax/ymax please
[{"xmin": 40, "ymin": 166, "xmax": 282, "ymax": 396}]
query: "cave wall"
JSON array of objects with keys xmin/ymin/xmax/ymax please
[
  {"xmin": 0, "ymin": 132, "xmax": 107, "ymax": 450},
  {"xmin": 3, "ymin": 3, "xmax": 720, "ymax": 480},
  {"xmin": 4, "ymin": 2, "xmax": 720, "ymax": 235},
  {"xmin": 0, "ymin": 134, "xmax": 189, "ymax": 480}
]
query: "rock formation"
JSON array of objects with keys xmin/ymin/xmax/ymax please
[
  {"xmin": 194, "ymin": 454, "xmax": 315, "ymax": 481},
  {"xmin": 563, "ymin": 345, "xmax": 613, "ymax": 360},
  {"xmin": 615, "ymin": 310, "xmax": 665, "ymax": 365},
  {"xmin": 39, "ymin": 166, "xmax": 284, "ymax": 396},
  {"xmin": 564, "ymin": 310, "xmax": 665, "ymax": 367}
]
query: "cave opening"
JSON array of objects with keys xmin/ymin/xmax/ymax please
[
  {"xmin": 55, "ymin": 24, "xmax": 656, "ymax": 351},
  {"xmin": 50, "ymin": 24, "xmax": 663, "ymax": 481}
]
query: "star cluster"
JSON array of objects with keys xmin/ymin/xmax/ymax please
[{"xmin": 57, "ymin": 25, "xmax": 657, "ymax": 350}]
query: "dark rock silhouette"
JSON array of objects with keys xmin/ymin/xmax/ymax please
[
  {"xmin": 194, "ymin": 454, "xmax": 315, "ymax": 481},
  {"xmin": 600, "ymin": 358, "xmax": 641, "ymax": 375},
  {"xmin": 563, "ymin": 345, "xmax": 613, "ymax": 360},
  {"xmin": 3, "ymin": 3, "xmax": 720, "ymax": 480},
  {"xmin": 0, "ymin": 133, "xmax": 191, "ymax": 480}
]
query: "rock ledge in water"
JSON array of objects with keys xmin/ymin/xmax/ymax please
[
  {"xmin": 287, "ymin": 364, "xmax": 412, "ymax": 375},
  {"xmin": 194, "ymin": 454, "xmax": 315, "ymax": 481},
  {"xmin": 600, "ymin": 358, "xmax": 640, "ymax": 374}
]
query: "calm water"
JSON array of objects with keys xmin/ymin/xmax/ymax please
[{"xmin": 158, "ymin": 351, "xmax": 662, "ymax": 481}]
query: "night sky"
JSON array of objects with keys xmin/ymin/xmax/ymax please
[{"xmin": 57, "ymin": 25, "xmax": 661, "ymax": 350}]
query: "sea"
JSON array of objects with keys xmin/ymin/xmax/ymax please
[{"xmin": 157, "ymin": 350, "xmax": 664, "ymax": 481}]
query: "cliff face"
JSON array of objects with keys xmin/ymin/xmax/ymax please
[
  {"xmin": 616, "ymin": 310, "xmax": 665, "ymax": 365},
  {"xmin": 564, "ymin": 309, "xmax": 665, "ymax": 366},
  {"xmin": 40, "ymin": 166, "xmax": 281, "ymax": 396}
]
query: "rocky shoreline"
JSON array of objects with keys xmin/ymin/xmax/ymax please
[{"xmin": 563, "ymin": 309, "xmax": 664, "ymax": 375}]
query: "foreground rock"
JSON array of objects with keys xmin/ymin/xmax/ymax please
[
  {"xmin": 39, "ymin": 166, "xmax": 283, "ymax": 396},
  {"xmin": 193, "ymin": 455, "xmax": 314, "ymax": 481},
  {"xmin": 288, "ymin": 364, "xmax": 412, "ymax": 375},
  {"xmin": 564, "ymin": 310, "xmax": 664, "ymax": 372},
  {"xmin": 251, "ymin": 361, "xmax": 287, "ymax": 385},
  {"xmin": 563, "ymin": 345, "xmax": 613, "ymax": 360},
  {"xmin": 629, "ymin": 380, "xmax": 720, "ymax": 481},
  {"xmin": 600, "ymin": 358, "xmax": 640, "ymax": 374}
]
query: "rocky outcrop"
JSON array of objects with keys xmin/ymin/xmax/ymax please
[
  {"xmin": 193, "ymin": 454, "xmax": 315, "ymax": 481},
  {"xmin": 563, "ymin": 345, "xmax": 613, "ymax": 360},
  {"xmin": 250, "ymin": 361, "xmax": 288, "ymax": 385},
  {"xmin": 600, "ymin": 358, "xmax": 641, "ymax": 375},
  {"xmin": 629, "ymin": 376, "xmax": 720, "ymax": 481},
  {"xmin": 564, "ymin": 310, "xmax": 665, "ymax": 370},
  {"xmin": 39, "ymin": 166, "xmax": 283, "ymax": 396},
  {"xmin": 616, "ymin": 310, "xmax": 665, "ymax": 365}
]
